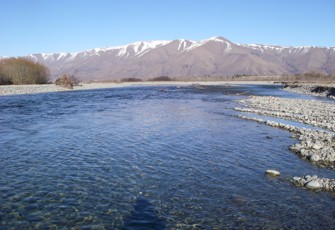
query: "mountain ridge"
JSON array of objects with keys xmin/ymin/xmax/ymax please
[{"xmin": 22, "ymin": 36, "xmax": 335, "ymax": 81}]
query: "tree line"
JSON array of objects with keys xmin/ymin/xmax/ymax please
[{"xmin": 0, "ymin": 58, "xmax": 50, "ymax": 85}]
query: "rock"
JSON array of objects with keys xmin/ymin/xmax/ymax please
[
  {"xmin": 310, "ymin": 154, "xmax": 320, "ymax": 162},
  {"xmin": 292, "ymin": 175, "xmax": 335, "ymax": 192},
  {"xmin": 265, "ymin": 169, "xmax": 280, "ymax": 176},
  {"xmin": 312, "ymin": 143, "xmax": 322, "ymax": 150},
  {"xmin": 306, "ymin": 140, "xmax": 313, "ymax": 148},
  {"xmin": 293, "ymin": 177, "xmax": 301, "ymax": 181},
  {"xmin": 305, "ymin": 175, "xmax": 311, "ymax": 180},
  {"xmin": 305, "ymin": 181, "xmax": 320, "ymax": 189}
]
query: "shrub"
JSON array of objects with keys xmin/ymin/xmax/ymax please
[
  {"xmin": 120, "ymin": 77, "xmax": 143, "ymax": 82},
  {"xmin": 149, "ymin": 76, "xmax": 174, "ymax": 81},
  {"xmin": 0, "ymin": 58, "xmax": 50, "ymax": 85},
  {"xmin": 0, "ymin": 71, "xmax": 12, "ymax": 85},
  {"xmin": 55, "ymin": 74, "xmax": 80, "ymax": 89}
]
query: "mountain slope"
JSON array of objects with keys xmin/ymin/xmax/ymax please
[{"xmin": 26, "ymin": 36, "xmax": 335, "ymax": 81}]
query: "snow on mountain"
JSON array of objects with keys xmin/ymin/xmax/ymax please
[
  {"xmin": 183, "ymin": 36, "xmax": 232, "ymax": 52},
  {"xmin": 90, "ymin": 40, "xmax": 173, "ymax": 58},
  {"xmin": 28, "ymin": 52, "xmax": 78, "ymax": 62},
  {"xmin": 23, "ymin": 36, "xmax": 335, "ymax": 81},
  {"xmin": 243, "ymin": 44, "xmax": 289, "ymax": 52}
]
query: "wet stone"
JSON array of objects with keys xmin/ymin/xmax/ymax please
[
  {"xmin": 306, "ymin": 181, "xmax": 320, "ymax": 189},
  {"xmin": 265, "ymin": 170, "xmax": 280, "ymax": 176}
]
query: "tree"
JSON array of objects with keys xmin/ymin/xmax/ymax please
[{"xmin": 0, "ymin": 58, "xmax": 50, "ymax": 85}]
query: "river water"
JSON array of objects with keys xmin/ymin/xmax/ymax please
[{"xmin": 0, "ymin": 84, "xmax": 334, "ymax": 229}]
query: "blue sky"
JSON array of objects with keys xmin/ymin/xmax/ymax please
[{"xmin": 1, "ymin": 0, "xmax": 334, "ymax": 56}]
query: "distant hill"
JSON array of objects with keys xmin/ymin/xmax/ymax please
[{"xmin": 24, "ymin": 36, "xmax": 335, "ymax": 81}]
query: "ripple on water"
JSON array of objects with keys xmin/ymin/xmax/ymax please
[{"xmin": 1, "ymin": 85, "xmax": 335, "ymax": 229}]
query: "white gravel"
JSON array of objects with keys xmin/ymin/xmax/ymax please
[
  {"xmin": 0, "ymin": 83, "xmax": 135, "ymax": 96},
  {"xmin": 0, "ymin": 84, "xmax": 67, "ymax": 95}
]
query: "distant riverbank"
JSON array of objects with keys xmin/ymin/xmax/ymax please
[
  {"xmin": 281, "ymin": 82, "xmax": 335, "ymax": 99},
  {"xmin": 0, "ymin": 81, "xmax": 276, "ymax": 96}
]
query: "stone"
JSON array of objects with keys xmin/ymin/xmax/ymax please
[
  {"xmin": 306, "ymin": 140, "xmax": 313, "ymax": 148},
  {"xmin": 310, "ymin": 154, "xmax": 320, "ymax": 162},
  {"xmin": 293, "ymin": 177, "xmax": 301, "ymax": 181},
  {"xmin": 305, "ymin": 181, "xmax": 320, "ymax": 189},
  {"xmin": 312, "ymin": 144, "xmax": 322, "ymax": 150},
  {"xmin": 265, "ymin": 169, "xmax": 280, "ymax": 176}
]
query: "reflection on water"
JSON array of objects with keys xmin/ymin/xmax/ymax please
[{"xmin": 0, "ymin": 85, "xmax": 335, "ymax": 229}]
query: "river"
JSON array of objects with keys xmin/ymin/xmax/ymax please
[{"xmin": 1, "ymin": 84, "xmax": 334, "ymax": 229}]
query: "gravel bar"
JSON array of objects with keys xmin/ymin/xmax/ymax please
[{"xmin": 235, "ymin": 96, "xmax": 335, "ymax": 192}]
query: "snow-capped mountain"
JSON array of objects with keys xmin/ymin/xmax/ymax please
[{"xmin": 26, "ymin": 36, "xmax": 335, "ymax": 81}]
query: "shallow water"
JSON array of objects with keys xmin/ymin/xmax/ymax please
[{"xmin": 1, "ymin": 85, "xmax": 335, "ymax": 229}]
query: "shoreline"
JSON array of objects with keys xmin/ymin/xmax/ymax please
[
  {"xmin": 281, "ymin": 82, "xmax": 335, "ymax": 99},
  {"xmin": 235, "ymin": 96, "xmax": 335, "ymax": 192},
  {"xmin": 0, "ymin": 81, "xmax": 276, "ymax": 96}
]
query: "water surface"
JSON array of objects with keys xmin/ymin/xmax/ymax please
[{"xmin": 1, "ymin": 85, "xmax": 334, "ymax": 229}]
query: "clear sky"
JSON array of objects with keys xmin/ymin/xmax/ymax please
[{"xmin": 1, "ymin": 0, "xmax": 334, "ymax": 57}]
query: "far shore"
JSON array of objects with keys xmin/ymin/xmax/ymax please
[{"xmin": 0, "ymin": 81, "xmax": 276, "ymax": 96}]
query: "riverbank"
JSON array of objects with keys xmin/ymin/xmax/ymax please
[
  {"xmin": 0, "ymin": 81, "xmax": 275, "ymax": 96},
  {"xmin": 235, "ymin": 96, "xmax": 335, "ymax": 192},
  {"xmin": 0, "ymin": 83, "xmax": 130, "ymax": 96},
  {"xmin": 281, "ymin": 82, "xmax": 335, "ymax": 99}
]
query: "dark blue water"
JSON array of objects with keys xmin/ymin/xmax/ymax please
[{"xmin": 1, "ymin": 85, "xmax": 335, "ymax": 229}]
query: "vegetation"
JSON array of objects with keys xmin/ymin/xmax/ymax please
[
  {"xmin": 226, "ymin": 72, "xmax": 335, "ymax": 82},
  {"xmin": 120, "ymin": 77, "xmax": 143, "ymax": 82},
  {"xmin": 55, "ymin": 74, "xmax": 80, "ymax": 89},
  {"xmin": 149, "ymin": 76, "xmax": 175, "ymax": 81},
  {"xmin": 0, "ymin": 58, "xmax": 50, "ymax": 85},
  {"xmin": 280, "ymin": 72, "xmax": 335, "ymax": 82}
]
